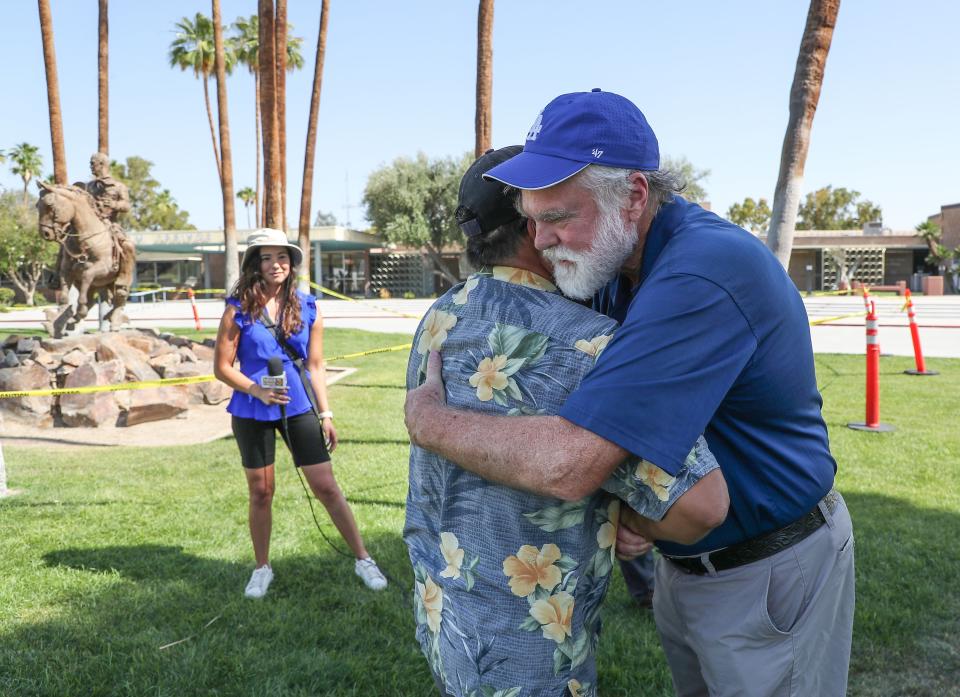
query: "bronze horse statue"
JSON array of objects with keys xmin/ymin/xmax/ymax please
[{"xmin": 36, "ymin": 181, "xmax": 132, "ymax": 336}]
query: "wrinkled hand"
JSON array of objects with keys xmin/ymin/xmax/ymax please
[
  {"xmin": 616, "ymin": 505, "xmax": 654, "ymax": 560},
  {"xmin": 404, "ymin": 350, "xmax": 447, "ymax": 446},
  {"xmin": 322, "ymin": 418, "xmax": 338, "ymax": 452}
]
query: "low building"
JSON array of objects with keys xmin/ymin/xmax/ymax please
[{"xmin": 130, "ymin": 225, "xmax": 381, "ymax": 295}]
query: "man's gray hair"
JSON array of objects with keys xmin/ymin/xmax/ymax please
[{"xmin": 577, "ymin": 165, "xmax": 685, "ymax": 217}]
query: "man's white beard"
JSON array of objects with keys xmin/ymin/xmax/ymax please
[{"xmin": 542, "ymin": 206, "xmax": 637, "ymax": 301}]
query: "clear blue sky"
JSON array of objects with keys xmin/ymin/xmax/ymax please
[{"xmin": 2, "ymin": 0, "xmax": 957, "ymax": 232}]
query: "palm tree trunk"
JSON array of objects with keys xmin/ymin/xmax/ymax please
[
  {"xmin": 255, "ymin": 71, "xmax": 262, "ymax": 228},
  {"xmin": 38, "ymin": 0, "xmax": 68, "ymax": 185},
  {"xmin": 766, "ymin": 0, "xmax": 841, "ymax": 269},
  {"xmin": 275, "ymin": 0, "xmax": 288, "ymax": 232},
  {"xmin": 474, "ymin": 0, "xmax": 494, "ymax": 158},
  {"xmin": 258, "ymin": 0, "xmax": 282, "ymax": 229},
  {"xmin": 297, "ymin": 0, "xmax": 330, "ymax": 294},
  {"xmin": 98, "ymin": 0, "xmax": 108, "ymax": 155},
  {"xmin": 202, "ymin": 74, "xmax": 223, "ymax": 183},
  {"xmin": 212, "ymin": 0, "xmax": 238, "ymax": 291}
]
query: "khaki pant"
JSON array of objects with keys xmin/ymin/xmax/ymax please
[{"xmin": 653, "ymin": 493, "xmax": 855, "ymax": 697}]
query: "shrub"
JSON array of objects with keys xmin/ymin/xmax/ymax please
[{"xmin": 0, "ymin": 288, "xmax": 15, "ymax": 306}]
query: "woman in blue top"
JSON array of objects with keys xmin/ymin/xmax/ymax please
[{"xmin": 214, "ymin": 228, "xmax": 387, "ymax": 598}]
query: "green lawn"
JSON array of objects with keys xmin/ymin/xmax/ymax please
[{"xmin": 1, "ymin": 330, "xmax": 957, "ymax": 696}]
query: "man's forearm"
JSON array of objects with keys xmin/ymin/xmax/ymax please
[{"xmin": 411, "ymin": 405, "xmax": 625, "ymax": 500}]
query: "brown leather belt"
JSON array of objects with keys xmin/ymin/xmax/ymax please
[{"xmin": 664, "ymin": 490, "xmax": 839, "ymax": 575}]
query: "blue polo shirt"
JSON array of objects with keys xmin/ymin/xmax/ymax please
[{"xmin": 559, "ymin": 196, "xmax": 836, "ymax": 556}]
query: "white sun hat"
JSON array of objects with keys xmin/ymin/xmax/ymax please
[{"xmin": 241, "ymin": 228, "xmax": 303, "ymax": 270}]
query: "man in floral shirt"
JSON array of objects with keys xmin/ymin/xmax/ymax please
[{"xmin": 404, "ymin": 147, "xmax": 728, "ymax": 697}]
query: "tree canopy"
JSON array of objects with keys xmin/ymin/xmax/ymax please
[
  {"xmin": 662, "ymin": 155, "xmax": 709, "ymax": 204},
  {"xmin": 0, "ymin": 190, "xmax": 58, "ymax": 304},
  {"xmin": 110, "ymin": 156, "xmax": 194, "ymax": 231},
  {"xmin": 727, "ymin": 197, "xmax": 772, "ymax": 234},
  {"xmin": 363, "ymin": 152, "xmax": 470, "ymax": 285},
  {"xmin": 313, "ymin": 210, "xmax": 338, "ymax": 226},
  {"xmin": 796, "ymin": 186, "xmax": 881, "ymax": 230}
]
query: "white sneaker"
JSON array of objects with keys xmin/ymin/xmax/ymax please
[
  {"xmin": 355, "ymin": 557, "xmax": 388, "ymax": 591},
  {"xmin": 244, "ymin": 564, "xmax": 274, "ymax": 599}
]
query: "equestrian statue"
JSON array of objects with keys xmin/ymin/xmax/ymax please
[{"xmin": 37, "ymin": 152, "xmax": 137, "ymax": 337}]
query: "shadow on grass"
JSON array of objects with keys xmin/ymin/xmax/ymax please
[
  {"xmin": 4, "ymin": 493, "xmax": 958, "ymax": 696},
  {"xmin": 2, "ymin": 532, "xmax": 433, "ymax": 697}
]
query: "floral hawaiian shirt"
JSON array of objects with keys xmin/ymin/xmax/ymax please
[{"xmin": 404, "ymin": 267, "xmax": 718, "ymax": 697}]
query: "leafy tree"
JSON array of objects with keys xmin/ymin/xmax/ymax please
[
  {"xmin": 363, "ymin": 152, "xmax": 471, "ymax": 286},
  {"xmin": 727, "ymin": 197, "xmax": 772, "ymax": 234},
  {"xmin": 916, "ymin": 220, "xmax": 958, "ymax": 290},
  {"xmin": 796, "ymin": 186, "xmax": 881, "ymax": 230},
  {"xmin": 0, "ymin": 190, "xmax": 59, "ymax": 304},
  {"xmin": 313, "ymin": 210, "xmax": 337, "ymax": 226},
  {"xmin": 110, "ymin": 156, "xmax": 194, "ymax": 231},
  {"xmin": 662, "ymin": 155, "xmax": 709, "ymax": 204},
  {"xmin": 8, "ymin": 143, "xmax": 43, "ymax": 204}
]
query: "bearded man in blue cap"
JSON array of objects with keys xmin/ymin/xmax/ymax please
[
  {"xmin": 404, "ymin": 145, "xmax": 728, "ymax": 697},
  {"xmin": 406, "ymin": 90, "xmax": 855, "ymax": 697}
]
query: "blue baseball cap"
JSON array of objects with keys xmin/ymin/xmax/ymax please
[{"xmin": 483, "ymin": 88, "xmax": 659, "ymax": 190}]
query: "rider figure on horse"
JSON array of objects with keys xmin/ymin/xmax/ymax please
[{"xmin": 84, "ymin": 152, "xmax": 135, "ymax": 300}]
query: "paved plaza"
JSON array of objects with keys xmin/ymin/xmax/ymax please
[{"xmin": 2, "ymin": 294, "xmax": 958, "ymax": 358}]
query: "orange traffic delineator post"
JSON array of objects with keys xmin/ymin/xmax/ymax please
[
  {"xmin": 901, "ymin": 289, "xmax": 938, "ymax": 376},
  {"xmin": 848, "ymin": 301, "xmax": 895, "ymax": 433},
  {"xmin": 860, "ymin": 285, "xmax": 871, "ymax": 314},
  {"xmin": 188, "ymin": 288, "xmax": 202, "ymax": 331}
]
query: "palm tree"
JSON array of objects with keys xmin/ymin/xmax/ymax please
[
  {"xmin": 258, "ymin": 0, "xmax": 282, "ymax": 229},
  {"xmin": 475, "ymin": 0, "xmax": 494, "ymax": 158},
  {"xmin": 169, "ymin": 12, "xmax": 236, "ymax": 183},
  {"xmin": 275, "ymin": 0, "xmax": 288, "ymax": 230},
  {"xmin": 98, "ymin": 0, "xmax": 109, "ymax": 155},
  {"xmin": 211, "ymin": 0, "xmax": 239, "ymax": 292},
  {"xmin": 9, "ymin": 143, "xmax": 43, "ymax": 204},
  {"xmin": 766, "ymin": 0, "xmax": 841, "ymax": 269},
  {"xmin": 237, "ymin": 186, "xmax": 256, "ymax": 228},
  {"xmin": 297, "ymin": 0, "xmax": 330, "ymax": 293},
  {"xmin": 231, "ymin": 14, "xmax": 303, "ymax": 228},
  {"xmin": 37, "ymin": 0, "xmax": 67, "ymax": 186}
]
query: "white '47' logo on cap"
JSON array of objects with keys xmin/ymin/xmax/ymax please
[{"xmin": 527, "ymin": 111, "xmax": 544, "ymax": 141}]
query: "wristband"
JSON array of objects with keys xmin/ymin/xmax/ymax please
[{"xmin": 318, "ymin": 411, "xmax": 333, "ymax": 420}]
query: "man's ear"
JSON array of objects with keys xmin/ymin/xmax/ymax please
[
  {"xmin": 526, "ymin": 217, "xmax": 536, "ymax": 239},
  {"xmin": 625, "ymin": 172, "xmax": 650, "ymax": 222}
]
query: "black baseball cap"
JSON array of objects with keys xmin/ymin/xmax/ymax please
[{"xmin": 456, "ymin": 145, "xmax": 524, "ymax": 238}]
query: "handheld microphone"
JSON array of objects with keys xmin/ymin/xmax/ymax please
[{"xmin": 264, "ymin": 357, "xmax": 287, "ymax": 420}]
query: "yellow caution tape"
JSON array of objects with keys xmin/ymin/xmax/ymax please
[
  {"xmin": 0, "ymin": 344, "xmax": 413, "ymax": 399},
  {"xmin": 300, "ymin": 278, "xmax": 423, "ymax": 319},
  {"xmin": 809, "ymin": 311, "xmax": 867, "ymax": 326},
  {"xmin": 326, "ymin": 343, "xmax": 412, "ymax": 362},
  {"xmin": 0, "ymin": 374, "xmax": 216, "ymax": 399}
]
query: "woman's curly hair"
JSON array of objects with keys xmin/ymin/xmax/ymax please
[{"xmin": 230, "ymin": 250, "xmax": 303, "ymax": 337}]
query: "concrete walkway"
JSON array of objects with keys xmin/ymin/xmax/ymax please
[{"xmin": 2, "ymin": 294, "xmax": 958, "ymax": 357}]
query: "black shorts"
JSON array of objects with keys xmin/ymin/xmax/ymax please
[{"xmin": 231, "ymin": 412, "xmax": 331, "ymax": 469}]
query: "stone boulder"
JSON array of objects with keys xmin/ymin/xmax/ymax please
[
  {"xmin": 96, "ymin": 335, "xmax": 162, "ymax": 383},
  {"xmin": 2, "ymin": 350, "xmax": 18, "ymax": 368},
  {"xmin": 61, "ymin": 347, "xmax": 93, "ymax": 367},
  {"xmin": 121, "ymin": 386, "xmax": 189, "ymax": 426},
  {"xmin": 40, "ymin": 335, "xmax": 100, "ymax": 354},
  {"xmin": 164, "ymin": 361, "xmax": 231, "ymax": 405},
  {"xmin": 59, "ymin": 360, "xmax": 123, "ymax": 427},
  {"xmin": 190, "ymin": 342, "xmax": 215, "ymax": 362},
  {"xmin": 148, "ymin": 352, "xmax": 182, "ymax": 376},
  {"xmin": 0, "ymin": 363, "xmax": 54, "ymax": 426}
]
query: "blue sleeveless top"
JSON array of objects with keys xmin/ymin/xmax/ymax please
[{"xmin": 225, "ymin": 291, "xmax": 318, "ymax": 421}]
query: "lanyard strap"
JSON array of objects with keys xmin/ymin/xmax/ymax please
[{"xmin": 260, "ymin": 310, "xmax": 321, "ymax": 419}]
